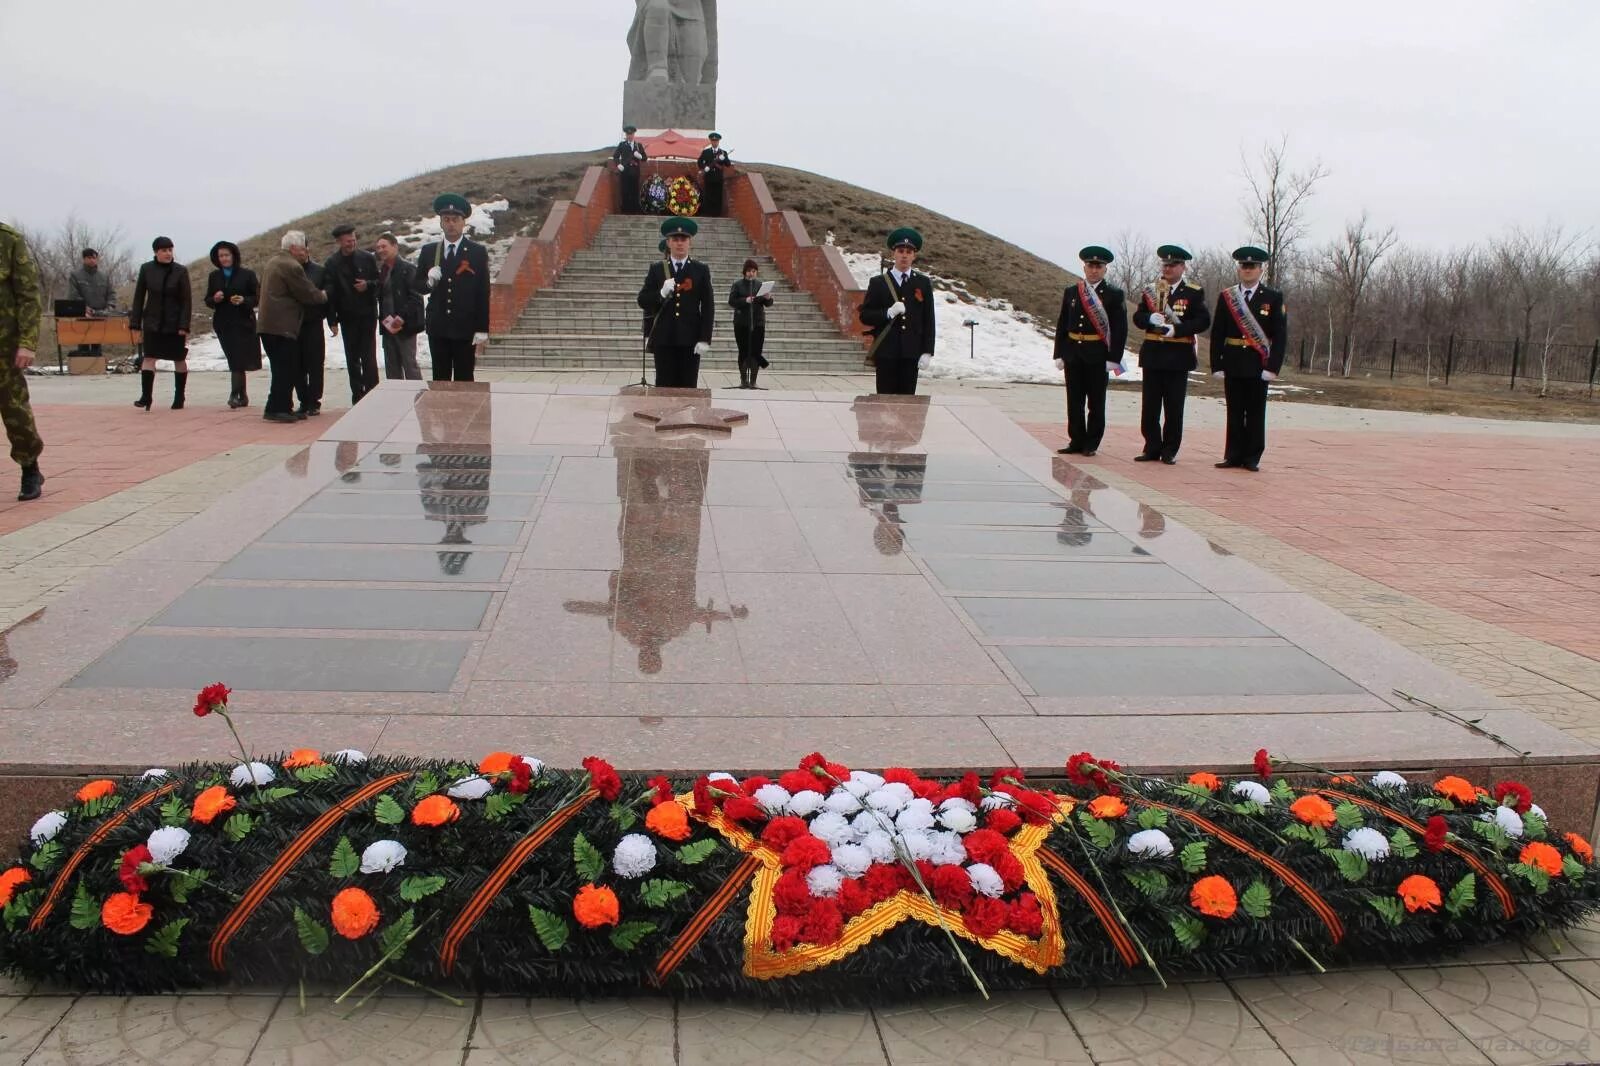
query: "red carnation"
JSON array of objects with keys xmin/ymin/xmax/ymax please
[
  {"xmin": 801, "ymin": 898, "xmax": 844, "ymax": 945},
  {"xmin": 1254, "ymin": 748, "xmax": 1273, "ymax": 780},
  {"xmin": 837, "ymin": 878, "xmax": 874, "ymax": 918},
  {"xmin": 865, "ymin": 863, "xmax": 912, "ymax": 901},
  {"xmin": 771, "ymin": 915, "xmax": 803, "ymax": 952},
  {"xmin": 962, "ymin": 895, "xmax": 1008, "ymax": 940},
  {"xmin": 1065, "ymin": 752, "xmax": 1098, "ymax": 787},
  {"xmin": 118, "ymin": 844, "xmax": 153, "ymax": 893},
  {"xmin": 761, "ymin": 816, "xmax": 810, "ymax": 851},
  {"xmin": 780, "ymin": 835, "xmax": 832, "ymax": 871},
  {"xmin": 647, "ymin": 775, "xmax": 675, "ymax": 807},
  {"xmin": 951, "ymin": 772, "xmax": 982, "ymax": 805},
  {"xmin": 1423, "ymin": 814, "xmax": 1449, "ymax": 852},
  {"xmin": 995, "ymin": 852, "xmax": 1026, "ymax": 893},
  {"xmin": 692, "ymin": 775, "xmax": 714, "ymax": 816},
  {"xmin": 1007, "ymin": 892, "xmax": 1044, "ymax": 938},
  {"xmin": 883, "ymin": 767, "xmax": 921, "ymax": 788},
  {"xmin": 741, "ymin": 775, "xmax": 772, "ymax": 794},
  {"xmin": 912, "ymin": 778, "xmax": 943, "ymax": 801},
  {"xmin": 777, "ymin": 769, "xmax": 822, "ymax": 795},
  {"xmin": 581, "ymin": 756, "xmax": 622, "ymax": 802},
  {"xmin": 798, "ymin": 752, "xmax": 848, "ymax": 783},
  {"xmin": 998, "ymin": 786, "xmax": 1057, "ymax": 825},
  {"xmin": 929, "ymin": 864, "xmax": 975, "ymax": 909},
  {"xmin": 192, "ymin": 682, "xmax": 230, "ymax": 718},
  {"xmin": 773, "ymin": 868, "xmax": 813, "ymax": 916},
  {"xmin": 990, "ymin": 767, "xmax": 1027, "ymax": 790},
  {"xmin": 1492, "ymin": 781, "xmax": 1533, "ymax": 814},
  {"xmin": 962, "ymin": 828, "xmax": 1010, "ymax": 868},
  {"xmin": 985, "ymin": 807, "xmax": 1023, "ymax": 835},
  {"xmin": 507, "ymin": 756, "xmax": 533, "ymax": 795},
  {"xmin": 914, "ymin": 859, "xmax": 938, "ymax": 887},
  {"xmin": 722, "ymin": 796, "xmax": 767, "ymax": 823}
]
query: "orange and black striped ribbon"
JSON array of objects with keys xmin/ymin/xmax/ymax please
[
  {"xmin": 439, "ymin": 788, "xmax": 599, "ymax": 975},
  {"xmin": 652, "ymin": 852, "xmax": 761, "ymax": 986},
  {"xmin": 1147, "ymin": 799, "xmax": 1345, "ymax": 943},
  {"xmin": 29, "ymin": 782, "xmax": 180, "ymax": 932},
  {"xmin": 1314, "ymin": 787, "xmax": 1516, "ymax": 918},
  {"xmin": 209, "ymin": 772, "xmax": 411, "ymax": 970},
  {"xmin": 1038, "ymin": 848, "xmax": 1139, "ymax": 968}
]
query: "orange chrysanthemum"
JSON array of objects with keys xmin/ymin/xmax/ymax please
[
  {"xmin": 1565, "ymin": 833, "xmax": 1594, "ymax": 865},
  {"xmin": 411, "ymin": 795, "xmax": 461, "ymax": 827},
  {"xmin": 645, "ymin": 801, "xmax": 691, "ymax": 842},
  {"xmin": 1087, "ymin": 795, "xmax": 1128, "ymax": 820},
  {"xmin": 1190, "ymin": 875, "xmax": 1238, "ymax": 919},
  {"xmin": 191, "ymin": 785, "xmax": 237, "ymax": 825},
  {"xmin": 282, "ymin": 748, "xmax": 324, "ymax": 769},
  {"xmin": 1289, "ymin": 795, "xmax": 1337, "ymax": 828},
  {"xmin": 1520, "ymin": 841, "xmax": 1564, "ymax": 877},
  {"xmin": 75, "ymin": 779, "xmax": 115, "ymax": 803},
  {"xmin": 573, "ymin": 884, "xmax": 621, "ymax": 929},
  {"xmin": 1433, "ymin": 775, "xmax": 1479, "ymax": 804},
  {"xmin": 478, "ymin": 752, "xmax": 515, "ymax": 775},
  {"xmin": 0, "ymin": 866, "xmax": 30, "ymax": 908},
  {"xmin": 1398, "ymin": 874, "xmax": 1442, "ymax": 913},
  {"xmin": 100, "ymin": 891, "xmax": 153, "ymax": 935},
  {"xmin": 330, "ymin": 887, "xmax": 380, "ymax": 939},
  {"xmin": 1329, "ymin": 774, "xmax": 1358, "ymax": 785},
  {"xmin": 1187, "ymin": 772, "xmax": 1221, "ymax": 792}
]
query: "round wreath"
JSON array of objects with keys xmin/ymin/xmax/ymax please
[
  {"xmin": 640, "ymin": 175, "xmax": 670, "ymax": 215},
  {"xmin": 667, "ymin": 176, "xmax": 701, "ymax": 217}
]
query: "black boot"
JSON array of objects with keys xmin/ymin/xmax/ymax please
[
  {"xmin": 171, "ymin": 372, "xmax": 187, "ymax": 410},
  {"xmin": 227, "ymin": 371, "xmax": 246, "ymax": 408},
  {"xmin": 17, "ymin": 464, "xmax": 42, "ymax": 502},
  {"xmin": 134, "ymin": 370, "xmax": 155, "ymax": 410},
  {"xmin": 749, "ymin": 364, "xmax": 763, "ymax": 390},
  {"xmin": 737, "ymin": 363, "xmax": 750, "ymax": 389}
]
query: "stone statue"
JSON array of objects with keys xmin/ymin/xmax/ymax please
[{"xmin": 627, "ymin": 0, "xmax": 718, "ymax": 85}]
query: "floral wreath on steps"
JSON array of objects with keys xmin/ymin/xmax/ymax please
[{"xmin": 667, "ymin": 176, "xmax": 701, "ymax": 218}]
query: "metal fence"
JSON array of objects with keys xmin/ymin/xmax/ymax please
[{"xmin": 1296, "ymin": 335, "xmax": 1600, "ymax": 391}]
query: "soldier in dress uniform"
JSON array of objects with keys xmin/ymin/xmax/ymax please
[
  {"xmin": 0, "ymin": 224, "xmax": 44, "ymax": 502},
  {"xmin": 637, "ymin": 216, "xmax": 714, "ymax": 387},
  {"xmin": 1052, "ymin": 245, "xmax": 1128, "ymax": 456},
  {"xmin": 1131, "ymin": 244, "xmax": 1210, "ymax": 464},
  {"xmin": 413, "ymin": 193, "xmax": 491, "ymax": 381},
  {"xmin": 613, "ymin": 125, "xmax": 647, "ymax": 214},
  {"xmin": 1209, "ymin": 246, "xmax": 1288, "ymax": 472},
  {"xmin": 858, "ymin": 228, "xmax": 936, "ymax": 395},
  {"xmin": 697, "ymin": 132, "xmax": 731, "ymax": 217}
]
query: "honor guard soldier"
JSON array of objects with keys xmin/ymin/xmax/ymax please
[
  {"xmin": 1210, "ymin": 246, "xmax": 1288, "ymax": 471},
  {"xmin": 859, "ymin": 228, "xmax": 936, "ymax": 395},
  {"xmin": 1132, "ymin": 244, "xmax": 1210, "ymax": 464},
  {"xmin": 414, "ymin": 193, "xmax": 491, "ymax": 381},
  {"xmin": 637, "ymin": 216, "xmax": 714, "ymax": 387},
  {"xmin": 697, "ymin": 132, "xmax": 732, "ymax": 216},
  {"xmin": 1052, "ymin": 245, "xmax": 1128, "ymax": 456},
  {"xmin": 614, "ymin": 125, "xmax": 647, "ymax": 215}
]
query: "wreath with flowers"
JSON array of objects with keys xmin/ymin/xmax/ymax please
[
  {"xmin": 640, "ymin": 175, "xmax": 670, "ymax": 215},
  {"xmin": 2, "ymin": 689, "xmax": 1598, "ymax": 1002},
  {"xmin": 667, "ymin": 176, "xmax": 701, "ymax": 217}
]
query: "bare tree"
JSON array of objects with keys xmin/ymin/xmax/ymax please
[
  {"xmin": 1319, "ymin": 212, "xmax": 1398, "ymax": 376},
  {"xmin": 1110, "ymin": 227, "xmax": 1152, "ymax": 299},
  {"xmin": 14, "ymin": 213, "xmax": 135, "ymax": 303},
  {"xmin": 1489, "ymin": 224, "xmax": 1584, "ymax": 394},
  {"xmin": 1240, "ymin": 135, "xmax": 1330, "ymax": 287}
]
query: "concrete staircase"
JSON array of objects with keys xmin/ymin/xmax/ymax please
[{"xmin": 481, "ymin": 216, "xmax": 868, "ymax": 371}]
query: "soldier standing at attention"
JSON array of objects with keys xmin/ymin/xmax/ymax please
[
  {"xmin": 1210, "ymin": 246, "xmax": 1288, "ymax": 472},
  {"xmin": 414, "ymin": 194, "xmax": 491, "ymax": 382},
  {"xmin": 697, "ymin": 133, "xmax": 731, "ymax": 217},
  {"xmin": 0, "ymin": 224, "xmax": 44, "ymax": 501},
  {"xmin": 637, "ymin": 217, "xmax": 713, "ymax": 387},
  {"xmin": 1132, "ymin": 245, "xmax": 1210, "ymax": 464},
  {"xmin": 614, "ymin": 125, "xmax": 647, "ymax": 214},
  {"xmin": 1052, "ymin": 245, "xmax": 1128, "ymax": 456},
  {"xmin": 859, "ymin": 228, "xmax": 936, "ymax": 396}
]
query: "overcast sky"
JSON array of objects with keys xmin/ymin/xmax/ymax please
[{"xmin": 2, "ymin": 1, "xmax": 1593, "ymax": 276}]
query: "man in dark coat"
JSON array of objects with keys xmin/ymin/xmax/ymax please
[
  {"xmin": 324, "ymin": 224, "xmax": 382, "ymax": 404},
  {"xmin": 858, "ymin": 227, "xmax": 936, "ymax": 396},
  {"xmin": 1210, "ymin": 246, "xmax": 1289, "ymax": 472},
  {"xmin": 1052, "ymin": 245, "xmax": 1128, "ymax": 456},
  {"xmin": 696, "ymin": 132, "xmax": 731, "ymax": 217},
  {"xmin": 296, "ymin": 251, "xmax": 330, "ymax": 415},
  {"xmin": 1131, "ymin": 245, "xmax": 1210, "ymax": 464},
  {"xmin": 376, "ymin": 233, "xmax": 425, "ymax": 380},
  {"xmin": 636, "ymin": 216, "xmax": 713, "ymax": 387},
  {"xmin": 613, "ymin": 126, "xmax": 647, "ymax": 214},
  {"xmin": 413, "ymin": 194, "xmax": 491, "ymax": 381}
]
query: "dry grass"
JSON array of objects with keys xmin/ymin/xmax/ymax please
[{"xmin": 1258, "ymin": 369, "xmax": 1600, "ymax": 423}]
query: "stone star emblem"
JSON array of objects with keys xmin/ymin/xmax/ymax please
[{"xmin": 633, "ymin": 406, "xmax": 749, "ymax": 433}]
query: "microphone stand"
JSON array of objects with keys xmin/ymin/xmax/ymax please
[{"xmin": 638, "ymin": 253, "xmax": 673, "ymax": 389}]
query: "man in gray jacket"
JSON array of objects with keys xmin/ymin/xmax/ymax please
[
  {"xmin": 257, "ymin": 231, "xmax": 329, "ymax": 423},
  {"xmin": 66, "ymin": 248, "xmax": 115, "ymax": 356}
]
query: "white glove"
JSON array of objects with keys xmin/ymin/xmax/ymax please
[
  {"xmin": 1262, "ymin": 370, "xmax": 1278, "ymax": 382},
  {"xmin": 1161, "ymin": 325, "xmax": 1176, "ymax": 338},
  {"xmin": 1148, "ymin": 312, "xmax": 1166, "ymax": 328},
  {"xmin": 918, "ymin": 355, "xmax": 932, "ymax": 370},
  {"xmin": 660, "ymin": 277, "xmax": 677, "ymax": 298},
  {"xmin": 1106, "ymin": 361, "xmax": 1122, "ymax": 375},
  {"xmin": 427, "ymin": 265, "xmax": 443, "ymax": 285},
  {"xmin": 1212, "ymin": 371, "xmax": 1226, "ymax": 379},
  {"xmin": 472, "ymin": 332, "xmax": 489, "ymax": 346},
  {"xmin": 694, "ymin": 342, "xmax": 710, "ymax": 356},
  {"xmin": 617, "ymin": 164, "xmax": 625, "ymax": 172},
  {"xmin": 886, "ymin": 301, "xmax": 905, "ymax": 319},
  {"xmin": 1053, "ymin": 358, "xmax": 1065, "ymax": 371}
]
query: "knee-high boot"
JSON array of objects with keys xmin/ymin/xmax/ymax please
[
  {"xmin": 134, "ymin": 370, "xmax": 155, "ymax": 410},
  {"xmin": 172, "ymin": 372, "xmax": 187, "ymax": 410},
  {"xmin": 229, "ymin": 371, "xmax": 247, "ymax": 408}
]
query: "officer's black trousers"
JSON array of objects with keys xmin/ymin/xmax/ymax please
[
  {"xmin": 261, "ymin": 334, "xmax": 302, "ymax": 416},
  {"xmin": 1065, "ymin": 358, "xmax": 1109, "ymax": 451},
  {"xmin": 874, "ymin": 358, "xmax": 919, "ymax": 396},
  {"xmin": 653, "ymin": 345, "xmax": 701, "ymax": 388},
  {"xmin": 1139, "ymin": 368, "xmax": 1188, "ymax": 459},
  {"xmin": 340, "ymin": 321, "xmax": 380, "ymax": 403},
  {"xmin": 618, "ymin": 170, "xmax": 640, "ymax": 214},
  {"xmin": 429, "ymin": 334, "xmax": 477, "ymax": 382},
  {"xmin": 1223, "ymin": 375, "xmax": 1270, "ymax": 465}
]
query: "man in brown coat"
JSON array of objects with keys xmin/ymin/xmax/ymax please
[{"xmin": 256, "ymin": 230, "xmax": 328, "ymax": 423}]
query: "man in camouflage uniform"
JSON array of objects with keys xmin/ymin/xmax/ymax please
[{"xmin": 0, "ymin": 224, "xmax": 44, "ymax": 501}]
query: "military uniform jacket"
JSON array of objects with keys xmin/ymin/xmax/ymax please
[
  {"xmin": 637, "ymin": 259, "xmax": 714, "ymax": 351},
  {"xmin": 414, "ymin": 238, "xmax": 491, "ymax": 339},
  {"xmin": 613, "ymin": 140, "xmax": 647, "ymax": 170},
  {"xmin": 859, "ymin": 270, "xmax": 936, "ymax": 362},
  {"xmin": 1053, "ymin": 280, "xmax": 1128, "ymax": 363},
  {"xmin": 697, "ymin": 147, "xmax": 730, "ymax": 176},
  {"xmin": 1209, "ymin": 284, "xmax": 1288, "ymax": 377},
  {"xmin": 1133, "ymin": 279, "xmax": 1210, "ymax": 372}
]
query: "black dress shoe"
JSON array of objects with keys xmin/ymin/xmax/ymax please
[
  {"xmin": 1215, "ymin": 460, "xmax": 1239, "ymax": 469},
  {"xmin": 1243, "ymin": 462, "xmax": 1260, "ymax": 472},
  {"xmin": 1056, "ymin": 445, "xmax": 1081, "ymax": 455},
  {"xmin": 1081, "ymin": 449, "xmax": 1097, "ymax": 457},
  {"xmin": 263, "ymin": 412, "xmax": 298, "ymax": 423},
  {"xmin": 1160, "ymin": 456, "xmax": 1177, "ymax": 465},
  {"xmin": 17, "ymin": 464, "xmax": 43, "ymax": 502},
  {"xmin": 1133, "ymin": 453, "xmax": 1160, "ymax": 462}
]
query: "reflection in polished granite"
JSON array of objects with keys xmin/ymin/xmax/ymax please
[
  {"xmin": 323, "ymin": 469, "xmax": 551, "ymax": 493},
  {"xmin": 883, "ymin": 501, "xmax": 1109, "ymax": 527},
  {"xmin": 1002, "ymin": 645, "xmax": 1365, "ymax": 697},
  {"xmin": 298, "ymin": 490, "xmax": 540, "ymax": 518},
  {"xmin": 925, "ymin": 556, "xmax": 1206, "ymax": 594},
  {"xmin": 69, "ymin": 634, "xmax": 470, "ymax": 692},
  {"xmin": 958, "ymin": 597, "xmax": 1274, "ymax": 638},
  {"xmin": 350, "ymin": 451, "xmax": 554, "ymax": 472},
  {"xmin": 153, "ymin": 587, "xmax": 492, "ymax": 631},
  {"xmin": 902, "ymin": 526, "xmax": 1145, "ymax": 558},
  {"xmin": 854, "ymin": 479, "xmax": 1063, "ymax": 504},
  {"xmin": 216, "ymin": 546, "xmax": 510, "ymax": 582},
  {"xmin": 843, "ymin": 456, "xmax": 1037, "ymax": 482},
  {"xmin": 263, "ymin": 515, "xmax": 526, "ymax": 545}
]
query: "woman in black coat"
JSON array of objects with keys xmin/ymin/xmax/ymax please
[
  {"xmin": 128, "ymin": 236, "xmax": 192, "ymax": 410},
  {"xmin": 727, "ymin": 259, "xmax": 774, "ymax": 388},
  {"xmin": 205, "ymin": 241, "xmax": 262, "ymax": 408}
]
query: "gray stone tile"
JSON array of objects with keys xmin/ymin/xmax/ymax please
[
  {"xmin": 298, "ymin": 491, "xmax": 540, "ymax": 519},
  {"xmin": 216, "ymin": 546, "xmax": 511, "ymax": 583},
  {"xmin": 263, "ymin": 515, "xmax": 527, "ymax": 546},
  {"xmin": 0, "ymin": 996, "xmax": 72, "ymax": 1066},
  {"xmin": 248, "ymin": 995, "xmax": 470, "ymax": 1066},
  {"xmin": 830, "ymin": 574, "xmax": 1010, "ymax": 685},
  {"xmin": 889, "ymin": 502, "xmax": 1105, "ymax": 527},
  {"xmin": 1001, "ymin": 645, "xmax": 1363, "ymax": 697},
  {"xmin": 69, "ymin": 634, "xmax": 469, "ymax": 692},
  {"xmin": 464, "ymin": 997, "xmax": 673, "ymax": 1066},
  {"xmin": 958, "ymin": 597, "xmax": 1274, "ymax": 639},
  {"xmin": 845, "ymin": 456, "xmax": 1035, "ymax": 482},
  {"xmin": 677, "ymin": 1002, "xmax": 886, "ymax": 1064},
  {"xmin": 873, "ymin": 991, "xmax": 1092, "ymax": 1064},
  {"xmin": 24, "ymin": 995, "xmax": 275, "ymax": 1066},
  {"xmin": 1058, "ymin": 981, "xmax": 1292, "ymax": 1066},
  {"xmin": 1397, "ymin": 963, "xmax": 1600, "ymax": 1065},
  {"xmin": 331, "ymin": 470, "xmax": 550, "ymax": 493},
  {"xmin": 153, "ymin": 587, "xmax": 492, "ymax": 631},
  {"xmin": 855, "ymin": 479, "xmax": 1064, "ymax": 504},
  {"xmin": 924, "ymin": 557, "xmax": 1205, "ymax": 595},
  {"xmin": 904, "ymin": 526, "xmax": 1143, "ymax": 558},
  {"xmin": 353, "ymin": 451, "xmax": 551, "ymax": 473}
]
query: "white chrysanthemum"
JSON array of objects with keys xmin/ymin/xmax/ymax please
[
  {"xmin": 230, "ymin": 761, "xmax": 276, "ymax": 787},
  {"xmin": 447, "ymin": 776, "xmax": 493, "ymax": 800},
  {"xmin": 843, "ymin": 770, "xmax": 885, "ymax": 798},
  {"xmin": 928, "ymin": 830, "xmax": 967, "ymax": 866},
  {"xmin": 330, "ymin": 749, "xmax": 367, "ymax": 765},
  {"xmin": 29, "ymin": 811, "xmax": 66, "ymax": 845},
  {"xmin": 145, "ymin": 826, "xmax": 190, "ymax": 865},
  {"xmin": 1127, "ymin": 829, "xmax": 1174, "ymax": 858},
  {"xmin": 898, "ymin": 829, "xmax": 933, "ymax": 861},
  {"xmin": 809, "ymin": 811, "xmax": 855, "ymax": 848},
  {"xmin": 831, "ymin": 843, "xmax": 873, "ymax": 879},
  {"xmin": 360, "ymin": 839, "xmax": 408, "ymax": 874},
  {"xmin": 613, "ymin": 834, "xmax": 657, "ymax": 879},
  {"xmin": 865, "ymin": 787, "xmax": 910, "ymax": 816},
  {"xmin": 805, "ymin": 864, "xmax": 844, "ymax": 898},
  {"xmin": 895, "ymin": 804, "xmax": 936, "ymax": 833},
  {"xmin": 1530, "ymin": 804, "xmax": 1547, "ymax": 821},
  {"xmin": 752, "ymin": 784, "xmax": 792, "ymax": 815},
  {"xmin": 1343, "ymin": 827, "xmax": 1390, "ymax": 861},
  {"xmin": 938, "ymin": 806, "xmax": 978, "ymax": 834},
  {"xmin": 1490, "ymin": 805, "xmax": 1525, "ymax": 838},
  {"xmin": 786, "ymin": 790, "xmax": 824, "ymax": 817},
  {"xmin": 861, "ymin": 829, "xmax": 897, "ymax": 863},
  {"xmin": 707, "ymin": 772, "xmax": 736, "ymax": 784},
  {"xmin": 1370, "ymin": 771, "xmax": 1408, "ymax": 790},
  {"xmin": 1231, "ymin": 781, "xmax": 1271, "ymax": 806},
  {"xmin": 939, "ymin": 796, "xmax": 977, "ymax": 815},
  {"xmin": 980, "ymin": 792, "xmax": 1016, "ymax": 811},
  {"xmin": 141, "ymin": 768, "xmax": 169, "ymax": 780},
  {"xmin": 823, "ymin": 788, "xmax": 863, "ymax": 815},
  {"xmin": 966, "ymin": 862, "xmax": 1005, "ymax": 898}
]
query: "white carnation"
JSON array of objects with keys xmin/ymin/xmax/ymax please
[
  {"xmin": 29, "ymin": 811, "xmax": 66, "ymax": 845},
  {"xmin": 966, "ymin": 862, "xmax": 1005, "ymax": 898},
  {"xmin": 1530, "ymin": 804, "xmax": 1547, "ymax": 821},
  {"xmin": 1369, "ymin": 770, "xmax": 1408, "ymax": 790},
  {"xmin": 447, "ymin": 776, "xmax": 493, "ymax": 800},
  {"xmin": 145, "ymin": 826, "xmax": 190, "ymax": 865},
  {"xmin": 939, "ymin": 796, "xmax": 976, "ymax": 815},
  {"xmin": 928, "ymin": 830, "xmax": 967, "ymax": 866},
  {"xmin": 938, "ymin": 806, "xmax": 978, "ymax": 834},
  {"xmin": 980, "ymin": 792, "xmax": 1016, "ymax": 811},
  {"xmin": 843, "ymin": 771, "xmax": 885, "ymax": 798},
  {"xmin": 707, "ymin": 772, "xmax": 736, "ymax": 784},
  {"xmin": 861, "ymin": 829, "xmax": 897, "ymax": 863},
  {"xmin": 1490, "ymin": 805, "xmax": 1525, "ymax": 838},
  {"xmin": 831, "ymin": 843, "xmax": 872, "ymax": 879},
  {"xmin": 806, "ymin": 864, "xmax": 844, "ymax": 898},
  {"xmin": 752, "ymin": 784, "xmax": 792, "ymax": 815},
  {"xmin": 895, "ymin": 805, "xmax": 936, "ymax": 833},
  {"xmin": 519, "ymin": 756, "xmax": 545, "ymax": 776},
  {"xmin": 141, "ymin": 768, "xmax": 169, "ymax": 780},
  {"xmin": 1343, "ymin": 827, "xmax": 1390, "ymax": 861},
  {"xmin": 850, "ymin": 811, "xmax": 883, "ymax": 838},
  {"xmin": 1127, "ymin": 829, "xmax": 1174, "ymax": 858},
  {"xmin": 823, "ymin": 788, "xmax": 863, "ymax": 815},
  {"xmin": 865, "ymin": 787, "xmax": 909, "ymax": 816},
  {"xmin": 898, "ymin": 829, "xmax": 933, "ymax": 861},
  {"xmin": 230, "ymin": 761, "xmax": 276, "ymax": 787},
  {"xmin": 786, "ymin": 790, "xmax": 824, "ymax": 817},
  {"xmin": 613, "ymin": 833, "xmax": 657, "ymax": 879},
  {"xmin": 330, "ymin": 749, "xmax": 367, "ymax": 765},
  {"xmin": 360, "ymin": 839, "xmax": 408, "ymax": 874},
  {"xmin": 809, "ymin": 811, "xmax": 855, "ymax": 848},
  {"xmin": 1231, "ymin": 780, "xmax": 1271, "ymax": 806}
]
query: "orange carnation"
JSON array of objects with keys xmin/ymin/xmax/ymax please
[
  {"xmin": 1433, "ymin": 775, "xmax": 1478, "ymax": 804},
  {"xmin": 411, "ymin": 795, "xmax": 461, "ymax": 827},
  {"xmin": 282, "ymin": 748, "xmax": 324, "ymax": 769},
  {"xmin": 1187, "ymin": 772, "xmax": 1221, "ymax": 792},
  {"xmin": 331, "ymin": 887, "xmax": 380, "ymax": 939},
  {"xmin": 75, "ymin": 779, "xmax": 115, "ymax": 803},
  {"xmin": 100, "ymin": 891, "xmax": 153, "ymax": 935},
  {"xmin": 191, "ymin": 785, "xmax": 237, "ymax": 825},
  {"xmin": 1289, "ymin": 795, "xmax": 1336, "ymax": 828},
  {"xmin": 1329, "ymin": 774, "xmax": 1358, "ymax": 785},
  {"xmin": 645, "ymin": 801, "xmax": 691, "ymax": 842},
  {"xmin": 1190, "ymin": 875, "xmax": 1237, "ymax": 919},
  {"xmin": 1087, "ymin": 795, "xmax": 1128, "ymax": 820},
  {"xmin": 1397, "ymin": 874, "xmax": 1442, "ymax": 913},
  {"xmin": 478, "ymin": 752, "xmax": 515, "ymax": 775},
  {"xmin": 0, "ymin": 866, "xmax": 30, "ymax": 908},
  {"xmin": 573, "ymin": 884, "xmax": 620, "ymax": 929},
  {"xmin": 1520, "ymin": 841, "xmax": 1564, "ymax": 877},
  {"xmin": 1565, "ymin": 833, "xmax": 1594, "ymax": 865}
]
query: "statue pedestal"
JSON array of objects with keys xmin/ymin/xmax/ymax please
[{"xmin": 623, "ymin": 80, "xmax": 716, "ymax": 132}]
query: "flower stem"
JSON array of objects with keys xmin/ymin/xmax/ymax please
[
  {"xmin": 1287, "ymin": 935, "xmax": 1327, "ymax": 973},
  {"xmin": 380, "ymin": 969, "xmax": 465, "ymax": 1007},
  {"xmin": 216, "ymin": 709, "xmax": 264, "ymax": 803},
  {"xmin": 1057, "ymin": 814, "xmax": 1167, "ymax": 989}
]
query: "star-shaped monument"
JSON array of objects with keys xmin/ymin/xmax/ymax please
[{"xmin": 633, "ymin": 405, "xmax": 749, "ymax": 433}]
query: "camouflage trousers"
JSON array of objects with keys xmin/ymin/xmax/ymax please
[{"xmin": 0, "ymin": 364, "xmax": 42, "ymax": 467}]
